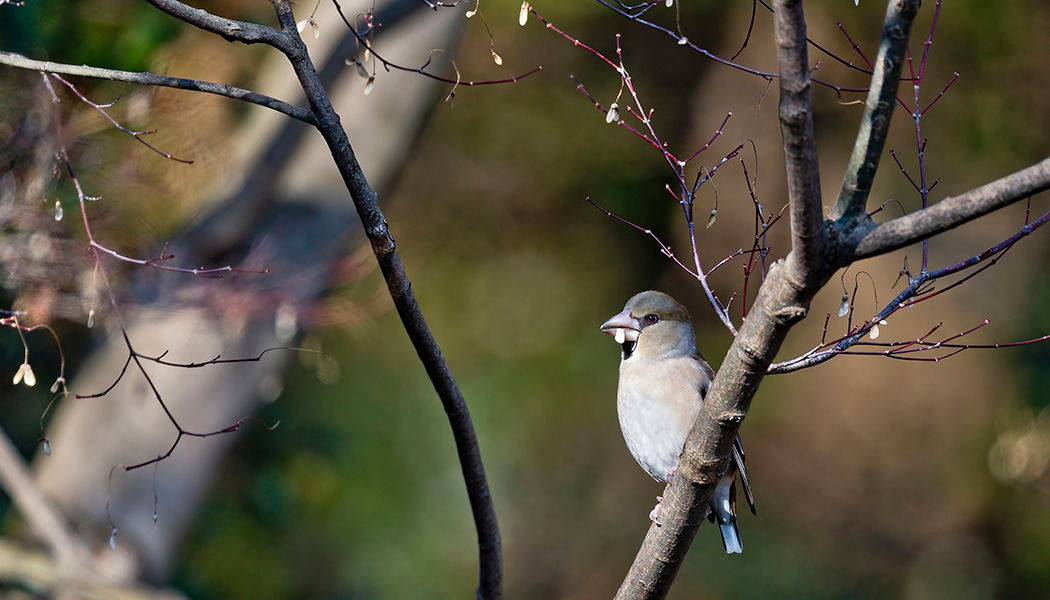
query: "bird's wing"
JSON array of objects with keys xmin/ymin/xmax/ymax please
[
  {"xmin": 732, "ymin": 438, "xmax": 756, "ymax": 515},
  {"xmin": 693, "ymin": 352, "xmax": 716, "ymax": 398},
  {"xmin": 692, "ymin": 353, "xmax": 755, "ymax": 514}
]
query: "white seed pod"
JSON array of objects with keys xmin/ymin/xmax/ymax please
[{"xmin": 13, "ymin": 362, "xmax": 35, "ymax": 386}]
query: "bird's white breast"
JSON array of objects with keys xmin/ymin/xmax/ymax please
[{"xmin": 616, "ymin": 355, "xmax": 704, "ymax": 482}]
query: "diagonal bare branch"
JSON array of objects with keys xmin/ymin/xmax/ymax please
[
  {"xmin": 849, "ymin": 157, "xmax": 1050, "ymax": 260},
  {"xmin": 830, "ymin": 0, "xmax": 921, "ymax": 223},
  {"xmin": 0, "ymin": 426, "xmax": 91, "ymax": 572},
  {"xmin": 264, "ymin": 1, "xmax": 503, "ymax": 598},
  {"xmin": 614, "ymin": 2, "xmax": 845, "ymax": 598}
]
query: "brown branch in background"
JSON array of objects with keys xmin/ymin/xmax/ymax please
[
  {"xmin": 0, "ymin": 426, "xmax": 91, "ymax": 571},
  {"xmin": 0, "ymin": 51, "xmax": 315, "ymax": 124},
  {"xmin": 0, "ymin": 538, "xmax": 186, "ymax": 600}
]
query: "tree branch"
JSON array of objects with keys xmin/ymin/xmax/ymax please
[
  {"xmin": 773, "ymin": 0, "xmax": 825, "ymax": 285},
  {"xmin": 140, "ymin": 0, "xmax": 286, "ymax": 46},
  {"xmin": 615, "ymin": 259, "xmax": 815, "ymax": 599},
  {"xmin": 830, "ymin": 0, "xmax": 920, "ymax": 223},
  {"xmin": 265, "ymin": 2, "xmax": 502, "ymax": 598},
  {"xmin": 849, "ymin": 156, "xmax": 1050, "ymax": 260},
  {"xmin": 615, "ymin": 2, "xmax": 840, "ymax": 597},
  {"xmin": 0, "ymin": 51, "xmax": 315, "ymax": 124}
]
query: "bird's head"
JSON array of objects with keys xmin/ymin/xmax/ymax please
[{"xmin": 600, "ymin": 290, "xmax": 696, "ymax": 360}]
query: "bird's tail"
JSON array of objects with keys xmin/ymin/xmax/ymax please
[
  {"xmin": 711, "ymin": 474, "xmax": 743, "ymax": 554},
  {"xmin": 718, "ymin": 518, "xmax": 743, "ymax": 554}
]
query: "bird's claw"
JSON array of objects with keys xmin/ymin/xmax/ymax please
[{"xmin": 649, "ymin": 496, "xmax": 663, "ymax": 524}]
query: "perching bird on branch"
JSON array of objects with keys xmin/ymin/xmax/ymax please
[{"xmin": 601, "ymin": 290, "xmax": 755, "ymax": 554}]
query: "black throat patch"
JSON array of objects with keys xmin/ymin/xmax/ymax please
[{"xmin": 621, "ymin": 340, "xmax": 637, "ymax": 360}]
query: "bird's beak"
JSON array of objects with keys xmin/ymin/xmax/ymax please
[{"xmin": 600, "ymin": 309, "xmax": 641, "ymax": 345}]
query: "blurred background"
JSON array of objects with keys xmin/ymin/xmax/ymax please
[{"xmin": 1, "ymin": 0, "xmax": 1049, "ymax": 598}]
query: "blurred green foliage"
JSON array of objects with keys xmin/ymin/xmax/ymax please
[{"xmin": 0, "ymin": 0, "xmax": 179, "ymax": 72}]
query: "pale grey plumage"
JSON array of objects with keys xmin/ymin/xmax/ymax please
[{"xmin": 601, "ymin": 290, "xmax": 755, "ymax": 554}]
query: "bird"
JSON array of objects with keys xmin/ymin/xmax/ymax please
[{"xmin": 600, "ymin": 290, "xmax": 755, "ymax": 554}]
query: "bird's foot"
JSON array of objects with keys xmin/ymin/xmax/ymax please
[{"xmin": 649, "ymin": 496, "xmax": 663, "ymax": 524}]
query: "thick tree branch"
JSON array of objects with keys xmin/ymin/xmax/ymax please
[
  {"xmin": 0, "ymin": 51, "xmax": 315, "ymax": 124},
  {"xmin": 830, "ymin": 0, "xmax": 920, "ymax": 223},
  {"xmin": 774, "ymin": 0, "xmax": 824, "ymax": 284},
  {"xmin": 264, "ymin": 1, "xmax": 502, "ymax": 598},
  {"xmin": 615, "ymin": 2, "xmax": 841, "ymax": 598},
  {"xmin": 849, "ymin": 156, "xmax": 1050, "ymax": 260},
  {"xmin": 140, "ymin": 0, "xmax": 286, "ymax": 46},
  {"xmin": 615, "ymin": 260, "xmax": 818, "ymax": 599}
]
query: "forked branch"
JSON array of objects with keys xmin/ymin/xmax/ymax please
[{"xmin": 613, "ymin": 2, "xmax": 921, "ymax": 598}]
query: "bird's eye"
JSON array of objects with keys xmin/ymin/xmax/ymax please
[{"xmin": 644, "ymin": 313, "xmax": 659, "ymax": 325}]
